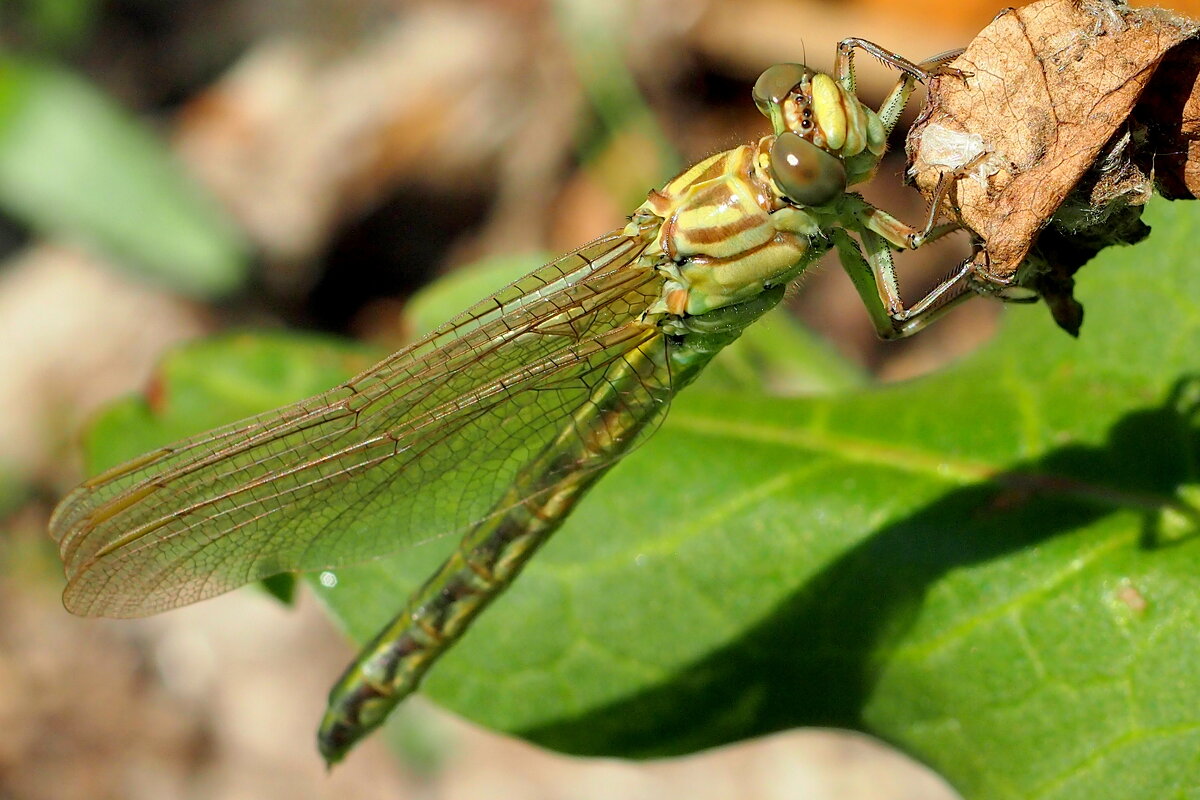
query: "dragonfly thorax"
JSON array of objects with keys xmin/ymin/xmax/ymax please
[{"xmin": 629, "ymin": 138, "xmax": 827, "ymax": 318}]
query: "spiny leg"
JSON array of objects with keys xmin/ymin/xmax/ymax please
[
  {"xmin": 835, "ymin": 41, "xmax": 968, "ymax": 241},
  {"xmin": 835, "ymin": 39, "xmax": 965, "ymax": 107},
  {"xmin": 872, "ymin": 48, "xmax": 966, "ymax": 136},
  {"xmin": 835, "ymin": 38, "xmax": 929, "ymax": 95},
  {"xmin": 847, "ymin": 193, "xmax": 959, "ymax": 253},
  {"xmin": 831, "ymin": 227, "xmax": 975, "ymax": 339},
  {"xmin": 861, "ymin": 229, "xmax": 976, "ymax": 333}
]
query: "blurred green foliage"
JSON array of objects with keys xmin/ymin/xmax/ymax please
[
  {"xmin": 0, "ymin": 465, "xmax": 27, "ymax": 518},
  {"xmin": 3, "ymin": 0, "xmax": 102, "ymax": 50},
  {"xmin": 553, "ymin": 0, "xmax": 681, "ymax": 206},
  {"xmin": 0, "ymin": 55, "xmax": 248, "ymax": 294}
]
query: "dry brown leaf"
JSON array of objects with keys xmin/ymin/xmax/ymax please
[
  {"xmin": 907, "ymin": 0, "xmax": 1199, "ymax": 334},
  {"xmin": 1136, "ymin": 40, "xmax": 1200, "ymax": 198}
]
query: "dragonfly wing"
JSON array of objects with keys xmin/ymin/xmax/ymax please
[{"xmin": 51, "ymin": 231, "xmax": 669, "ymax": 617}]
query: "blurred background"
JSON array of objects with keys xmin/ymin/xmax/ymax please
[{"xmin": 1, "ymin": 0, "xmax": 1192, "ymax": 797}]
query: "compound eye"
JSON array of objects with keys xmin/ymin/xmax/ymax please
[
  {"xmin": 768, "ymin": 132, "xmax": 846, "ymax": 207},
  {"xmin": 752, "ymin": 63, "xmax": 812, "ymax": 115}
]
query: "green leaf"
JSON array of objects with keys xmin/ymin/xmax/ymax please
[
  {"xmin": 78, "ymin": 199, "xmax": 1200, "ymax": 798},
  {"xmin": 0, "ymin": 57, "xmax": 248, "ymax": 295},
  {"xmin": 319, "ymin": 198, "xmax": 1200, "ymax": 796}
]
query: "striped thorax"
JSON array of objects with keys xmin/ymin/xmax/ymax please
[
  {"xmin": 630, "ymin": 63, "xmax": 888, "ymax": 320},
  {"xmin": 629, "ymin": 139, "xmax": 822, "ymax": 317}
]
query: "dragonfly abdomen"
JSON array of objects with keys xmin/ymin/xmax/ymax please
[{"xmin": 318, "ymin": 331, "xmax": 674, "ymax": 762}]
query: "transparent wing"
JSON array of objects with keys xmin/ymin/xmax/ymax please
[{"xmin": 51, "ymin": 231, "xmax": 667, "ymax": 617}]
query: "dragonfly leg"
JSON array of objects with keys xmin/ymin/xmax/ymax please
[
  {"xmin": 871, "ymin": 48, "xmax": 968, "ymax": 137},
  {"xmin": 832, "ymin": 44, "xmax": 970, "ymax": 245},
  {"xmin": 850, "ymin": 193, "xmax": 960, "ymax": 253},
  {"xmin": 835, "ymin": 38, "xmax": 964, "ymax": 89},
  {"xmin": 832, "ymin": 227, "xmax": 976, "ymax": 339},
  {"xmin": 835, "ymin": 38, "xmax": 928, "ymax": 96}
]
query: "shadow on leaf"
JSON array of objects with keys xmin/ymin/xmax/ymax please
[{"xmin": 519, "ymin": 375, "xmax": 1200, "ymax": 758}]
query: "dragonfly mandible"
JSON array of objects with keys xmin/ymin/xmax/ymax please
[{"xmin": 50, "ymin": 39, "xmax": 969, "ymax": 764}]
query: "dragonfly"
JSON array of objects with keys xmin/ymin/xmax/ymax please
[{"xmin": 50, "ymin": 39, "xmax": 970, "ymax": 764}]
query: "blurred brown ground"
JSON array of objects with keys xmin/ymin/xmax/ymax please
[{"xmin": 2, "ymin": 0, "xmax": 1196, "ymax": 797}]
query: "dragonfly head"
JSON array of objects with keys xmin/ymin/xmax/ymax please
[
  {"xmin": 753, "ymin": 64, "xmax": 847, "ymax": 207},
  {"xmin": 753, "ymin": 62, "xmax": 886, "ymax": 199}
]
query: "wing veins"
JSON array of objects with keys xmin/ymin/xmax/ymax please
[{"xmin": 84, "ymin": 322, "xmax": 656, "ymax": 572}]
